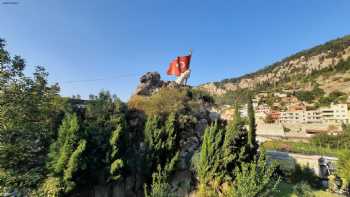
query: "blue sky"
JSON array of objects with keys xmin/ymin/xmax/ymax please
[{"xmin": 1, "ymin": 0, "xmax": 350, "ymax": 100}]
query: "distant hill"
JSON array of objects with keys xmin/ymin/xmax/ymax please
[{"xmin": 199, "ymin": 35, "xmax": 350, "ymax": 100}]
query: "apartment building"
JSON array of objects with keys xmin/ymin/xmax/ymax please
[
  {"xmin": 279, "ymin": 111, "xmax": 305, "ymax": 123},
  {"xmin": 320, "ymin": 103, "xmax": 349, "ymax": 124},
  {"xmin": 305, "ymin": 110, "xmax": 322, "ymax": 123},
  {"xmin": 279, "ymin": 109, "xmax": 322, "ymax": 124},
  {"xmin": 279, "ymin": 104, "xmax": 348, "ymax": 124}
]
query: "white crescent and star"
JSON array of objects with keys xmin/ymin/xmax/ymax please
[{"xmin": 176, "ymin": 61, "xmax": 186, "ymax": 69}]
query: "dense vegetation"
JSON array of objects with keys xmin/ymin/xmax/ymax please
[
  {"xmin": 0, "ymin": 39, "xmax": 284, "ymax": 196},
  {"xmin": 193, "ymin": 101, "xmax": 279, "ymax": 196},
  {"xmin": 3, "ymin": 34, "xmax": 350, "ymax": 196}
]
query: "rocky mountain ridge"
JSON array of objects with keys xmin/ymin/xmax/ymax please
[{"xmin": 200, "ymin": 35, "xmax": 350, "ymax": 95}]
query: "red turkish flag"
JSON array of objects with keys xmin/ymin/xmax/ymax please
[{"xmin": 167, "ymin": 55, "xmax": 191, "ymax": 76}]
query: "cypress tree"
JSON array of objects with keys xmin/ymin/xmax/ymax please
[
  {"xmin": 233, "ymin": 101, "xmax": 242, "ymax": 126},
  {"xmin": 143, "ymin": 113, "xmax": 179, "ymax": 195},
  {"xmin": 247, "ymin": 95, "xmax": 258, "ymax": 158},
  {"xmin": 48, "ymin": 113, "xmax": 87, "ymax": 193},
  {"xmin": 164, "ymin": 113, "xmax": 177, "ymax": 154},
  {"xmin": 50, "ymin": 114, "xmax": 81, "ymax": 174},
  {"xmin": 197, "ymin": 121, "xmax": 225, "ymax": 183},
  {"xmin": 108, "ymin": 113, "xmax": 126, "ymax": 181},
  {"xmin": 64, "ymin": 139, "xmax": 87, "ymax": 192},
  {"xmin": 222, "ymin": 101, "xmax": 249, "ymax": 175},
  {"xmin": 144, "ymin": 113, "xmax": 179, "ymax": 178}
]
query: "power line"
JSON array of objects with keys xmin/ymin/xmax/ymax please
[{"xmin": 56, "ymin": 73, "xmax": 141, "ymax": 84}]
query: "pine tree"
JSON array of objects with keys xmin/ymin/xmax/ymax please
[
  {"xmin": 50, "ymin": 114, "xmax": 80, "ymax": 174},
  {"xmin": 222, "ymin": 101, "xmax": 249, "ymax": 176},
  {"xmin": 144, "ymin": 113, "xmax": 179, "ymax": 178},
  {"xmin": 144, "ymin": 166, "xmax": 172, "ymax": 197},
  {"xmin": 48, "ymin": 113, "xmax": 86, "ymax": 193},
  {"xmin": 233, "ymin": 101, "xmax": 242, "ymax": 126},
  {"xmin": 108, "ymin": 107, "xmax": 127, "ymax": 182},
  {"xmin": 197, "ymin": 121, "xmax": 225, "ymax": 183},
  {"xmin": 164, "ymin": 113, "xmax": 177, "ymax": 155},
  {"xmin": 144, "ymin": 115, "xmax": 163, "ymax": 171},
  {"xmin": 63, "ymin": 139, "xmax": 87, "ymax": 192}
]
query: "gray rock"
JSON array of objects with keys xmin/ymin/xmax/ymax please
[
  {"xmin": 209, "ymin": 111, "xmax": 220, "ymax": 121},
  {"xmin": 195, "ymin": 119, "xmax": 208, "ymax": 136},
  {"xmin": 133, "ymin": 72, "xmax": 190, "ymax": 96},
  {"xmin": 134, "ymin": 72, "xmax": 164, "ymax": 96}
]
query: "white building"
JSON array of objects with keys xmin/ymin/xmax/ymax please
[
  {"xmin": 280, "ymin": 111, "xmax": 305, "ymax": 123},
  {"xmin": 305, "ymin": 110, "xmax": 322, "ymax": 123},
  {"xmin": 279, "ymin": 104, "xmax": 348, "ymax": 124},
  {"xmin": 320, "ymin": 103, "xmax": 349, "ymax": 124},
  {"xmin": 279, "ymin": 110, "xmax": 322, "ymax": 124}
]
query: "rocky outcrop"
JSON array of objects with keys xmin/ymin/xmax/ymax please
[
  {"xmin": 133, "ymin": 72, "xmax": 164, "ymax": 96},
  {"xmin": 127, "ymin": 72, "xmax": 216, "ymax": 196},
  {"xmin": 133, "ymin": 72, "xmax": 185, "ymax": 96}
]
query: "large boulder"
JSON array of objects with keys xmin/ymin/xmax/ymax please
[{"xmin": 133, "ymin": 72, "xmax": 164, "ymax": 96}]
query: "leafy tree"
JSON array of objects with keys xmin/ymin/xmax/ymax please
[
  {"xmin": 295, "ymin": 91, "xmax": 315, "ymax": 102},
  {"xmin": 318, "ymin": 90, "xmax": 346, "ymax": 106},
  {"xmin": 0, "ymin": 39, "xmax": 62, "ymax": 192}
]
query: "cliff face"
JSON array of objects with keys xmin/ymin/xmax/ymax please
[
  {"xmin": 199, "ymin": 35, "xmax": 350, "ymax": 95},
  {"xmin": 119, "ymin": 72, "xmax": 219, "ymax": 196}
]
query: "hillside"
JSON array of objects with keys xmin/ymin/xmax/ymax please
[{"xmin": 199, "ymin": 35, "xmax": 350, "ymax": 99}]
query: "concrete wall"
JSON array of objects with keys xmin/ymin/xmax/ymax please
[{"xmin": 266, "ymin": 150, "xmax": 337, "ymax": 178}]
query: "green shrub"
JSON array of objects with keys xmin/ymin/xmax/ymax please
[
  {"xmin": 228, "ymin": 150, "xmax": 280, "ymax": 197},
  {"xmin": 144, "ymin": 167, "xmax": 174, "ymax": 197},
  {"xmin": 33, "ymin": 177, "xmax": 63, "ymax": 197},
  {"xmin": 336, "ymin": 150, "xmax": 350, "ymax": 191},
  {"xmin": 293, "ymin": 182, "xmax": 315, "ymax": 197}
]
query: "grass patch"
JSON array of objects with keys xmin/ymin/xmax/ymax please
[
  {"xmin": 272, "ymin": 181, "xmax": 339, "ymax": 197},
  {"xmin": 262, "ymin": 140, "xmax": 343, "ymax": 157}
]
